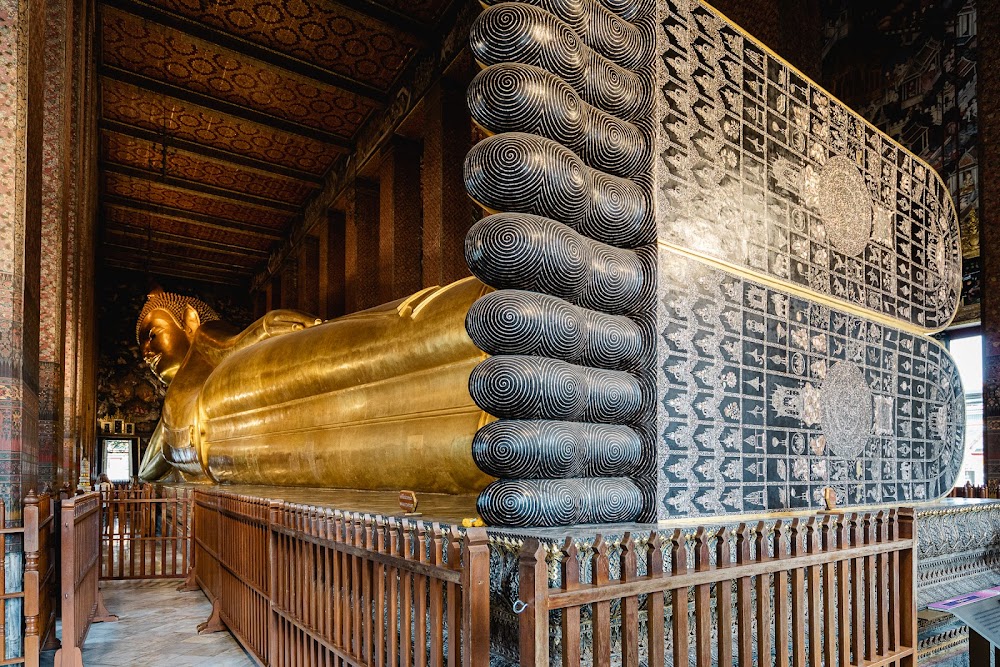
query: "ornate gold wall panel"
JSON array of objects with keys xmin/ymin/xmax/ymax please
[
  {"xmin": 101, "ymin": 79, "xmax": 341, "ymax": 174},
  {"xmin": 101, "ymin": 131, "xmax": 317, "ymax": 205},
  {"xmin": 103, "ymin": 172, "xmax": 294, "ymax": 228},
  {"xmin": 101, "ymin": 7, "xmax": 378, "ymax": 138},
  {"xmin": 143, "ymin": 0, "xmax": 421, "ymax": 90}
]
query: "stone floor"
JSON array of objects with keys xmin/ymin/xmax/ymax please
[{"xmin": 40, "ymin": 580, "xmax": 255, "ymax": 667}]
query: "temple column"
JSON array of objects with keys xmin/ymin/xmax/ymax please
[
  {"xmin": 296, "ymin": 235, "xmax": 319, "ymax": 316},
  {"xmin": 319, "ymin": 210, "xmax": 346, "ymax": 319},
  {"xmin": 422, "ymin": 82, "xmax": 476, "ymax": 286},
  {"xmin": 979, "ymin": 0, "xmax": 1000, "ymax": 481},
  {"xmin": 344, "ymin": 181, "xmax": 380, "ymax": 312},
  {"xmin": 279, "ymin": 257, "xmax": 298, "ymax": 310},
  {"xmin": 378, "ymin": 138, "xmax": 422, "ymax": 302},
  {"xmin": 0, "ymin": 0, "xmax": 45, "ymax": 513}
]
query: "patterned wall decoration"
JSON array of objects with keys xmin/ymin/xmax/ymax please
[
  {"xmin": 104, "ymin": 206, "xmax": 274, "ymax": 253},
  {"xmin": 143, "ymin": 0, "xmax": 421, "ymax": 91},
  {"xmin": 464, "ymin": 0, "xmax": 965, "ymax": 526},
  {"xmin": 821, "ymin": 0, "xmax": 980, "ymax": 323},
  {"xmin": 101, "ymin": 7, "xmax": 379, "ymax": 138},
  {"xmin": 101, "ymin": 132, "xmax": 318, "ymax": 206},
  {"xmin": 103, "ymin": 172, "xmax": 294, "ymax": 229},
  {"xmin": 96, "ymin": 268, "xmax": 252, "ymax": 440},
  {"xmin": 101, "ymin": 79, "xmax": 341, "ymax": 174}
]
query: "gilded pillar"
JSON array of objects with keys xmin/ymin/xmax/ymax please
[
  {"xmin": 980, "ymin": 0, "xmax": 1000, "ymax": 480},
  {"xmin": 378, "ymin": 138, "xmax": 422, "ymax": 303}
]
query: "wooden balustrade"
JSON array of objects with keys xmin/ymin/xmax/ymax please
[
  {"xmin": 949, "ymin": 482, "xmax": 1000, "ymax": 498},
  {"xmin": 191, "ymin": 489, "xmax": 491, "ymax": 667},
  {"xmin": 519, "ymin": 508, "xmax": 917, "ymax": 666},
  {"xmin": 0, "ymin": 491, "xmax": 57, "ymax": 667},
  {"xmin": 54, "ymin": 492, "xmax": 117, "ymax": 667},
  {"xmin": 100, "ymin": 485, "xmax": 192, "ymax": 579}
]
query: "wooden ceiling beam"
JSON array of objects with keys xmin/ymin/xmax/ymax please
[
  {"xmin": 100, "ymin": 67, "xmax": 352, "ymax": 148},
  {"xmin": 100, "ymin": 119, "xmax": 325, "ymax": 184},
  {"xmin": 101, "ymin": 0, "xmax": 390, "ymax": 103},
  {"xmin": 104, "ymin": 224, "xmax": 270, "ymax": 258},
  {"xmin": 102, "ymin": 241, "xmax": 256, "ymax": 271},
  {"xmin": 102, "ymin": 161, "xmax": 301, "ymax": 214},
  {"xmin": 103, "ymin": 195, "xmax": 285, "ymax": 239},
  {"xmin": 102, "ymin": 258, "xmax": 248, "ymax": 286}
]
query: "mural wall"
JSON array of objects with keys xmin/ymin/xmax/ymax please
[
  {"xmin": 96, "ymin": 267, "xmax": 252, "ymax": 441},
  {"xmin": 821, "ymin": 0, "xmax": 980, "ymax": 323}
]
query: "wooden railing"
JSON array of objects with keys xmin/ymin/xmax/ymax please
[
  {"xmin": 519, "ymin": 508, "xmax": 917, "ymax": 666},
  {"xmin": 100, "ymin": 485, "xmax": 192, "ymax": 579},
  {"xmin": 192, "ymin": 489, "xmax": 491, "ymax": 667},
  {"xmin": 949, "ymin": 482, "xmax": 1000, "ymax": 498},
  {"xmin": 54, "ymin": 492, "xmax": 117, "ymax": 667},
  {"xmin": 0, "ymin": 491, "xmax": 58, "ymax": 667}
]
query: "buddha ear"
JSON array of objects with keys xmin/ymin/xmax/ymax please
[{"xmin": 183, "ymin": 304, "xmax": 201, "ymax": 338}]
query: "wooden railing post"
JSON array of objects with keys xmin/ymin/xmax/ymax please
[
  {"xmin": 461, "ymin": 527, "xmax": 490, "ymax": 667},
  {"xmin": 898, "ymin": 508, "xmax": 916, "ymax": 666},
  {"xmin": 517, "ymin": 538, "xmax": 549, "ymax": 666},
  {"xmin": 23, "ymin": 491, "xmax": 42, "ymax": 667}
]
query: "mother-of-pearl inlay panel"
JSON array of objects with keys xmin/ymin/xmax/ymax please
[
  {"xmin": 658, "ymin": 250, "xmax": 964, "ymax": 518},
  {"xmin": 656, "ymin": 0, "xmax": 962, "ymax": 332}
]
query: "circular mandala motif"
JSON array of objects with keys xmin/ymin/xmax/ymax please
[
  {"xmin": 819, "ymin": 361, "xmax": 873, "ymax": 459},
  {"xmin": 818, "ymin": 156, "xmax": 873, "ymax": 257}
]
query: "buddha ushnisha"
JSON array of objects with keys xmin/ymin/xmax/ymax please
[{"xmin": 136, "ymin": 280, "xmax": 494, "ymax": 494}]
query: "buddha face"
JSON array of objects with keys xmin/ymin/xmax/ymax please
[{"xmin": 138, "ymin": 309, "xmax": 190, "ymax": 384}]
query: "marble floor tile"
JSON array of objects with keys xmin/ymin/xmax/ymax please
[{"xmin": 40, "ymin": 580, "xmax": 255, "ymax": 667}]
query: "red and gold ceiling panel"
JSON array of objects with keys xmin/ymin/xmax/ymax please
[
  {"xmin": 142, "ymin": 0, "xmax": 420, "ymax": 91},
  {"xmin": 102, "ymin": 7, "xmax": 379, "ymax": 138},
  {"xmin": 102, "ymin": 78, "xmax": 340, "ymax": 174},
  {"xmin": 104, "ymin": 205, "xmax": 275, "ymax": 252},
  {"xmin": 104, "ymin": 172, "xmax": 295, "ymax": 228},
  {"xmin": 101, "ymin": 131, "xmax": 318, "ymax": 205},
  {"xmin": 103, "ymin": 228, "xmax": 261, "ymax": 268}
]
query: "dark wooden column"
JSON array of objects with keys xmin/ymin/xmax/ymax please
[
  {"xmin": 279, "ymin": 258, "xmax": 298, "ymax": 310},
  {"xmin": 980, "ymin": 0, "xmax": 1000, "ymax": 481},
  {"xmin": 319, "ymin": 210, "xmax": 346, "ymax": 319},
  {"xmin": 422, "ymin": 82, "xmax": 476, "ymax": 286},
  {"xmin": 296, "ymin": 235, "xmax": 320, "ymax": 316},
  {"xmin": 378, "ymin": 138, "xmax": 423, "ymax": 302},
  {"xmin": 345, "ymin": 181, "xmax": 380, "ymax": 313},
  {"xmin": 266, "ymin": 275, "xmax": 281, "ymax": 312}
]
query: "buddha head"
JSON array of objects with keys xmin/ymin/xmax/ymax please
[{"xmin": 136, "ymin": 288, "xmax": 220, "ymax": 384}]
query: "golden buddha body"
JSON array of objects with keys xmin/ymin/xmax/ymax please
[{"xmin": 137, "ymin": 278, "xmax": 495, "ymax": 495}]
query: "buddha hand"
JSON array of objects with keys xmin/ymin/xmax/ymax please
[{"xmin": 261, "ymin": 310, "xmax": 322, "ymax": 338}]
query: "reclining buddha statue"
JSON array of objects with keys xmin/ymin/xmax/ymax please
[
  {"xmin": 136, "ymin": 280, "xmax": 495, "ymax": 495},
  {"xmin": 139, "ymin": 0, "xmax": 967, "ymax": 528}
]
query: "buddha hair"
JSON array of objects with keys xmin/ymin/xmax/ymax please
[{"xmin": 136, "ymin": 289, "xmax": 221, "ymax": 344}]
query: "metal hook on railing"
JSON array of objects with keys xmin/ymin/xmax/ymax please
[{"xmin": 512, "ymin": 600, "xmax": 528, "ymax": 614}]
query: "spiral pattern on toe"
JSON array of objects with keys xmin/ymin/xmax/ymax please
[
  {"xmin": 472, "ymin": 420, "xmax": 644, "ymax": 478},
  {"xmin": 468, "ymin": 65, "xmax": 648, "ymax": 178},
  {"xmin": 465, "ymin": 213, "xmax": 647, "ymax": 313},
  {"xmin": 466, "ymin": 289, "xmax": 643, "ymax": 369},
  {"xmin": 466, "ymin": 133, "xmax": 650, "ymax": 247},
  {"xmin": 470, "ymin": 3, "xmax": 649, "ymax": 121},
  {"xmin": 469, "ymin": 355, "xmax": 643, "ymax": 423},
  {"xmin": 476, "ymin": 477, "xmax": 644, "ymax": 526},
  {"xmin": 478, "ymin": 0, "xmax": 653, "ymax": 69}
]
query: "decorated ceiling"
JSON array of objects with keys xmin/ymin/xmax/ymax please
[{"xmin": 97, "ymin": 0, "xmax": 458, "ymax": 285}]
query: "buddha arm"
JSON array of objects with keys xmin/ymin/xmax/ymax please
[
  {"xmin": 138, "ymin": 420, "xmax": 171, "ymax": 481},
  {"xmin": 196, "ymin": 310, "xmax": 321, "ymax": 367}
]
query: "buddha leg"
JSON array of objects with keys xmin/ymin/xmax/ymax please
[{"xmin": 195, "ymin": 277, "xmax": 496, "ymax": 494}]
